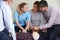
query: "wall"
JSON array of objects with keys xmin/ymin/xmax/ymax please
[
  {"xmin": 11, "ymin": 0, "xmax": 60, "ymax": 13},
  {"xmin": 11, "ymin": 0, "xmax": 60, "ymax": 20},
  {"xmin": 11, "ymin": 0, "xmax": 41, "ymax": 13}
]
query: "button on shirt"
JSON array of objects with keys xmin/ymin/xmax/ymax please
[
  {"xmin": 0, "ymin": 1, "xmax": 16, "ymax": 40},
  {"xmin": 14, "ymin": 11, "xmax": 30, "ymax": 26},
  {"xmin": 40, "ymin": 7, "xmax": 60, "ymax": 29}
]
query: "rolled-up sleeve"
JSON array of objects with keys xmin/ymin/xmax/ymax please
[
  {"xmin": 26, "ymin": 12, "xmax": 31, "ymax": 21},
  {"xmin": 40, "ymin": 8, "xmax": 57, "ymax": 29},
  {"xmin": 14, "ymin": 11, "xmax": 18, "ymax": 21}
]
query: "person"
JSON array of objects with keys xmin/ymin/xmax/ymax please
[
  {"xmin": 39, "ymin": 0, "xmax": 60, "ymax": 40},
  {"xmin": 29, "ymin": 1, "xmax": 47, "ymax": 40},
  {"xmin": 0, "ymin": 0, "xmax": 16, "ymax": 40},
  {"xmin": 14, "ymin": 2, "xmax": 30, "ymax": 33}
]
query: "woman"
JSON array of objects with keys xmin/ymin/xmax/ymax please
[
  {"xmin": 29, "ymin": 1, "xmax": 47, "ymax": 40},
  {"xmin": 14, "ymin": 2, "xmax": 30, "ymax": 32},
  {"xmin": 30, "ymin": 1, "xmax": 46, "ymax": 32}
]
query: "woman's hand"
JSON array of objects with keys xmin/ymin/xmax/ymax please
[
  {"xmin": 33, "ymin": 26, "xmax": 40, "ymax": 31},
  {"xmin": 22, "ymin": 29, "xmax": 27, "ymax": 33},
  {"xmin": 31, "ymin": 26, "xmax": 40, "ymax": 31}
]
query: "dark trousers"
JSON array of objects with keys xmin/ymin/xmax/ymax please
[
  {"xmin": 15, "ymin": 25, "xmax": 26, "ymax": 32},
  {"xmin": 41, "ymin": 32, "xmax": 48, "ymax": 40},
  {"xmin": 37, "ymin": 30, "xmax": 48, "ymax": 40},
  {"xmin": 47, "ymin": 24, "xmax": 60, "ymax": 40},
  {"xmin": 47, "ymin": 27, "xmax": 54, "ymax": 40},
  {"xmin": 0, "ymin": 29, "xmax": 13, "ymax": 40}
]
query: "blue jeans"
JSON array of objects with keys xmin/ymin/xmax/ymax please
[{"xmin": 0, "ymin": 29, "xmax": 13, "ymax": 40}]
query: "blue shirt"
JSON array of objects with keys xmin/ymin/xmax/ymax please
[{"xmin": 14, "ymin": 11, "xmax": 31, "ymax": 26}]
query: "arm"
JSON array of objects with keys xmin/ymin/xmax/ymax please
[
  {"xmin": 4, "ymin": 7, "xmax": 16, "ymax": 40},
  {"xmin": 25, "ymin": 21, "xmax": 30, "ymax": 31},
  {"xmin": 16, "ymin": 20, "xmax": 24, "ymax": 30},
  {"xmin": 14, "ymin": 11, "xmax": 24, "ymax": 30},
  {"xmin": 40, "ymin": 9, "xmax": 57, "ymax": 29},
  {"xmin": 25, "ymin": 12, "xmax": 31, "ymax": 31}
]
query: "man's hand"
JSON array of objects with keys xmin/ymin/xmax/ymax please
[{"xmin": 42, "ymin": 29, "xmax": 47, "ymax": 32}]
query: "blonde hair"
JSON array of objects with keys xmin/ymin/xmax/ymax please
[
  {"xmin": 16, "ymin": 4, "xmax": 21, "ymax": 14},
  {"xmin": 16, "ymin": 2, "xmax": 27, "ymax": 15}
]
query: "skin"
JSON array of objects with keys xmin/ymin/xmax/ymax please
[
  {"xmin": 7, "ymin": 0, "xmax": 12, "ymax": 6},
  {"xmin": 4, "ymin": 0, "xmax": 12, "ymax": 6},
  {"xmin": 31, "ymin": 4, "xmax": 40, "ymax": 31},
  {"xmin": 21, "ymin": 5, "xmax": 28, "ymax": 12},
  {"xmin": 32, "ymin": 4, "xmax": 39, "ymax": 13},
  {"xmin": 16, "ymin": 4, "xmax": 30, "ymax": 33},
  {"xmin": 39, "ymin": 6, "xmax": 48, "ymax": 32},
  {"xmin": 39, "ymin": 6, "xmax": 48, "ymax": 12},
  {"xmin": 31, "ymin": 6, "xmax": 48, "ymax": 32}
]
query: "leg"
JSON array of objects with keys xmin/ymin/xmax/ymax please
[
  {"xmin": 49, "ymin": 25, "xmax": 60, "ymax": 40},
  {"xmin": 15, "ymin": 26, "xmax": 20, "ymax": 32},
  {"xmin": 49, "ymin": 29, "xmax": 57, "ymax": 40},
  {"xmin": 0, "ymin": 30, "xmax": 12, "ymax": 40},
  {"xmin": 47, "ymin": 27, "xmax": 54, "ymax": 40},
  {"xmin": 42, "ymin": 32, "xmax": 48, "ymax": 40}
]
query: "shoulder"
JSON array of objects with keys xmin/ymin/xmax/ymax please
[
  {"xmin": 25, "ymin": 11, "xmax": 31, "ymax": 15},
  {"xmin": 1, "ymin": 1, "xmax": 10, "ymax": 10},
  {"xmin": 48, "ymin": 6, "xmax": 57, "ymax": 12},
  {"xmin": 14, "ymin": 11, "xmax": 18, "ymax": 15}
]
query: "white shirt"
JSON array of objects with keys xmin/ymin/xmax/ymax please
[
  {"xmin": 0, "ymin": 7, "xmax": 5, "ymax": 32},
  {"xmin": 0, "ymin": 1, "xmax": 16, "ymax": 40}
]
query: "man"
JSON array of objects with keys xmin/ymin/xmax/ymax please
[
  {"xmin": 39, "ymin": 0, "xmax": 60, "ymax": 40},
  {"xmin": 0, "ymin": 0, "xmax": 16, "ymax": 40}
]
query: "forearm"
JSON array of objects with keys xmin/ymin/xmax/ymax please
[
  {"xmin": 40, "ymin": 9, "xmax": 57, "ymax": 29},
  {"xmin": 17, "ymin": 24, "xmax": 24, "ymax": 30},
  {"xmin": 16, "ymin": 21, "xmax": 24, "ymax": 30},
  {"xmin": 25, "ymin": 22, "xmax": 30, "ymax": 30}
]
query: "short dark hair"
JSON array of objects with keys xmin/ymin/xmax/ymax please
[
  {"xmin": 39, "ymin": 0, "xmax": 48, "ymax": 8},
  {"xmin": 34, "ymin": 1, "xmax": 39, "ymax": 6}
]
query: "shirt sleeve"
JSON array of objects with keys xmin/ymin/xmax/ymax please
[
  {"xmin": 14, "ymin": 11, "xmax": 18, "ymax": 21},
  {"xmin": 26, "ymin": 12, "xmax": 31, "ymax": 21},
  {"xmin": 3, "ymin": 6, "xmax": 16, "ymax": 40},
  {"xmin": 40, "ymin": 8, "xmax": 57, "ymax": 29}
]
